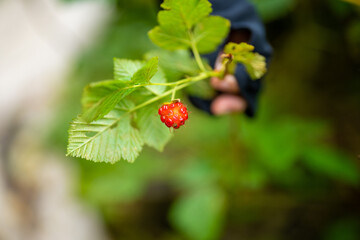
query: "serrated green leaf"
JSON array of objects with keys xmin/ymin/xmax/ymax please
[
  {"xmin": 145, "ymin": 49, "xmax": 199, "ymax": 80},
  {"xmin": 131, "ymin": 57, "xmax": 158, "ymax": 84},
  {"xmin": 114, "ymin": 57, "xmax": 167, "ymax": 96},
  {"xmin": 114, "ymin": 58, "xmax": 142, "ymax": 81},
  {"xmin": 149, "ymin": 0, "xmax": 230, "ymax": 54},
  {"xmin": 148, "ymin": 26, "xmax": 190, "ymax": 51},
  {"xmin": 82, "ymin": 80, "xmax": 129, "ymax": 111},
  {"xmin": 224, "ymin": 42, "xmax": 267, "ymax": 80},
  {"xmin": 243, "ymin": 53, "xmax": 267, "ymax": 79},
  {"xmin": 146, "ymin": 68, "xmax": 167, "ymax": 95},
  {"xmin": 81, "ymin": 87, "xmax": 135, "ymax": 123},
  {"xmin": 193, "ymin": 16, "xmax": 230, "ymax": 53},
  {"xmin": 67, "ymin": 100, "xmax": 144, "ymax": 163},
  {"xmin": 136, "ymin": 102, "xmax": 172, "ymax": 151},
  {"xmin": 81, "ymin": 57, "xmax": 159, "ymax": 122},
  {"xmin": 160, "ymin": 0, "xmax": 212, "ymax": 29},
  {"xmin": 149, "ymin": 0, "xmax": 212, "ymax": 50}
]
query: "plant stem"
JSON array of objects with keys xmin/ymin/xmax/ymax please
[
  {"xmin": 128, "ymin": 71, "xmax": 211, "ymax": 113},
  {"xmin": 191, "ymin": 42, "xmax": 206, "ymax": 72},
  {"xmin": 187, "ymin": 30, "xmax": 206, "ymax": 72},
  {"xmin": 171, "ymin": 84, "xmax": 177, "ymax": 101},
  {"xmin": 150, "ymin": 78, "xmax": 192, "ymax": 86}
]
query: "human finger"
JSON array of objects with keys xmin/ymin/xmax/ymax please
[
  {"xmin": 210, "ymin": 94, "xmax": 247, "ymax": 115},
  {"xmin": 210, "ymin": 74, "xmax": 240, "ymax": 94}
]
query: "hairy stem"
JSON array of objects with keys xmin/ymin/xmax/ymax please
[
  {"xmin": 129, "ymin": 71, "xmax": 212, "ymax": 113},
  {"xmin": 191, "ymin": 42, "xmax": 206, "ymax": 72},
  {"xmin": 171, "ymin": 84, "xmax": 178, "ymax": 101},
  {"xmin": 187, "ymin": 30, "xmax": 206, "ymax": 72}
]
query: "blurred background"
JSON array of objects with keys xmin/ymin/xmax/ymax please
[{"xmin": 0, "ymin": 0, "xmax": 360, "ymax": 239}]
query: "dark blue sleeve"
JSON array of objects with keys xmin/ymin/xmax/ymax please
[{"xmin": 189, "ymin": 0, "xmax": 272, "ymax": 117}]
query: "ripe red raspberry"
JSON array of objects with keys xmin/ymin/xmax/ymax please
[{"xmin": 158, "ymin": 100, "xmax": 188, "ymax": 129}]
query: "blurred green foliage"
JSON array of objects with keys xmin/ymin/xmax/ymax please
[{"xmin": 50, "ymin": 0, "xmax": 360, "ymax": 239}]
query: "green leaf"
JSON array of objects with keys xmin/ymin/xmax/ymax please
[
  {"xmin": 131, "ymin": 57, "xmax": 158, "ymax": 84},
  {"xmin": 169, "ymin": 187, "xmax": 226, "ymax": 240},
  {"xmin": 250, "ymin": 0, "xmax": 297, "ymax": 22},
  {"xmin": 193, "ymin": 16, "xmax": 230, "ymax": 53},
  {"xmin": 114, "ymin": 58, "xmax": 143, "ymax": 81},
  {"xmin": 67, "ymin": 100, "xmax": 144, "ymax": 163},
  {"xmin": 224, "ymin": 42, "xmax": 267, "ymax": 80},
  {"xmin": 303, "ymin": 147, "xmax": 360, "ymax": 185},
  {"xmin": 148, "ymin": 26, "xmax": 190, "ymax": 51},
  {"xmin": 82, "ymin": 80, "xmax": 128, "ymax": 111},
  {"xmin": 186, "ymin": 80, "xmax": 216, "ymax": 98},
  {"xmin": 145, "ymin": 49, "xmax": 199, "ymax": 80},
  {"xmin": 160, "ymin": 0, "xmax": 212, "ymax": 29},
  {"xmin": 81, "ymin": 87, "xmax": 135, "ymax": 123},
  {"xmin": 136, "ymin": 102, "xmax": 173, "ymax": 151},
  {"xmin": 114, "ymin": 57, "xmax": 167, "ymax": 96},
  {"xmin": 81, "ymin": 57, "xmax": 159, "ymax": 122},
  {"xmin": 243, "ymin": 52, "xmax": 267, "ymax": 79},
  {"xmin": 149, "ymin": 0, "xmax": 230, "ymax": 54}
]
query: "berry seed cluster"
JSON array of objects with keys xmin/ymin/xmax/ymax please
[{"xmin": 158, "ymin": 100, "xmax": 188, "ymax": 129}]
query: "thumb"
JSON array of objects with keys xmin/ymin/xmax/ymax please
[{"xmin": 211, "ymin": 94, "xmax": 247, "ymax": 115}]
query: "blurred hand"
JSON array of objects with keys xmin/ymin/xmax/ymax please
[{"xmin": 210, "ymin": 54, "xmax": 247, "ymax": 115}]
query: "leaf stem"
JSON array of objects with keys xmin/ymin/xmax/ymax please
[
  {"xmin": 188, "ymin": 30, "xmax": 206, "ymax": 72},
  {"xmin": 128, "ymin": 71, "xmax": 212, "ymax": 113},
  {"xmin": 171, "ymin": 84, "xmax": 178, "ymax": 101},
  {"xmin": 191, "ymin": 43, "xmax": 206, "ymax": 72}
]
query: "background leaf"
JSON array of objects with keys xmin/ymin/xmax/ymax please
[
  {"xmin": 169, "ymin": 187, "xmax": 226, "ymax": 240},
  {"xmin": 303, "ymin": 147, "xmax": 360, "ymax": 185}
]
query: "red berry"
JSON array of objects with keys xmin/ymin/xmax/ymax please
[
  {"xmin": 158, "ymin": 100, "xmax": 188, "ymax": 129},
  {"xmin": 165, "ymin": 118, "xmax": 173, "ymax": 127}
]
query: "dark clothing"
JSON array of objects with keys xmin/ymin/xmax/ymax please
[{"xmin": 189, "ymin": 0, "xmax": 272, "ymax": 117}]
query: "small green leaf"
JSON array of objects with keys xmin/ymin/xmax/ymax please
[
  {"xmin": 149, "ymin": 0, "xmax": 230, "ymax": 54},
  {"xmin": 170, "ymin": 187, "xmax": 226, "ymax": 240},
  {"xmin": 186, "ymin": 80, "xmax": 216, "ymax": 98},
  {"xmin": 303, "ymin": 147, "xmax": 360, "ymax": 185},
  {"xmin": 131, "ymin": 57, "xmax": 158, "ymax": 84},
  {"xmin": 81, "ymin": 57, "xmax": 159, "ymax": 122},
  {"xmin": 82, "ymin": 80, "xmax": 128, "ymax": 111},
  {"xmin": 114, "ymin": 57, "xmax": 167, "ymax": 96},
  {"xmin": 149, "ymin": 0, "xmax": 212, "ymax": 51},
  {"xmin": 160, "ymin": 0, "xmax": 212, "ymax": 29},
  {"xmin": 145, "ymin": 49, "xmax": 199, "ymax": 80},
  {"xmin": 224, "ymin": 42, "xmax": 267, "ymax": 80},
  {"xmin": 148, "ymin": 26, "xmax": 190, "ymax": 51},
  {"xmin": 136, "ymin": 102, "xmax": 173, "ymax": 151},
  {"xmin": 114, "ymin": 58, "xmax": 142, "ymax": 81},
  {"xmin": 67, "ymin": 100, "xmax": 144, "ymax": 163},
  {"xmin": 193, "ymin": 16, "xmax": 230, "ymax": 53},
  {"xmin": 146, "ymin": 68, "xmax": 167, "ymax": 95},
  {"xmin": 81, "ymin": 86, "xmax": 135, "ymax": 123}
]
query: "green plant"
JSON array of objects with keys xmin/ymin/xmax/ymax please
[{"xmin": 66, "ymin": 0, "xmax": 267, "ymax": 163}]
